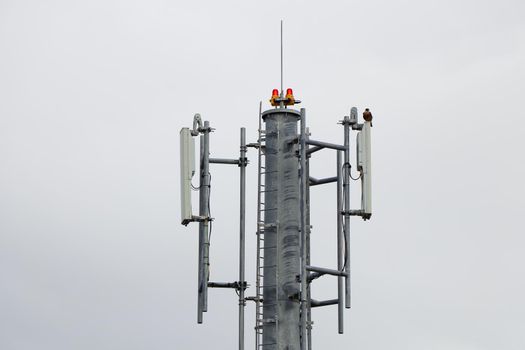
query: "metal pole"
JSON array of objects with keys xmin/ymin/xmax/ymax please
[
  {"xmin": 197, "ymin": 121, "xmax": 211, "ymax": 321},
  {"xmin": 262, "ymin": 108, "xmax": 301, "ymax": 348},
  {"xmin": 203, "ymin": 121, "xmax": 210, "ymax": 313},
  {"xmin": 300, "ymin": 108, "xmax": 308, "ymax": 350},
  {"xmin": 280, "ymin": 20, "xmax": 283, "ymax": 96},
  {"xmin": 337, "ymin": 151, "xmax": 344, "ymax": 334},
  {"xmin": 238, "ymin": 128, "xmax": 246, "ymax": 350},
  {"xmin": 255, "ymin": 102, "xmax": 263, "ymax": 349},
  {"xmin": 306, "ymin": 128, "xmax": 312, "ymax": 350},
  {"xmin": 343, "ymin": 117, "xmax": 351, "ymax": 308},
  {"xmin": 197, "ymin": 134, "xmax": 204, "ymax": 324}
]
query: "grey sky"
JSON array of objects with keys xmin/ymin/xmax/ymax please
[{"xmin": 1, "ymin": 0, "xmax": 524, "ymax": 349}]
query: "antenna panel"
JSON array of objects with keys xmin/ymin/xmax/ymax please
[
  {"xmin": 357, "ymin": 122, "xmax": 372, "ymax": 216},
  {"xmin": 363, "ymin": 122, "xmax": 372, "ymax": 215},
  {"xmin": 356, "ymin": 131, "xmax": 364, "ymax": 172},
  {"xmin": 180, "ymin": 128, "xmax": 195, "ymax": 225},
  {"xmin": 350, "ymin": 107, "xmax": 358, "ymax": 124}
]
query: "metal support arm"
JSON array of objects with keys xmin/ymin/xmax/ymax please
[
  {"xmin": 309, "ymin": 176, "xmax": 338, "ymax": 186},
  {"xmin": 306, "ymin": 145, "xmax": 323, "ymax": 155},
  {"xmin": 306, "ymin": 265, "xmax": 348, "ymax": 277},
  {"xmin": 210, "ymin": 158, "xmax": 240, "ymax": 165},
  {"xmin": 310, "ymin": 299, "xmax": 339, "ymax": 308},
  {"xmin": 341, "ymin": 209, "xmax": 371, "ymax": 220},
  {"xmin": 208, "ymin": 281, "xmax": 248, "ymax": 290},
  {"xmin": 306, "ymin": 139, "xmax": 346, "ymax": 151}
]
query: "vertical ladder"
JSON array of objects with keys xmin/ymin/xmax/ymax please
[
  {"xmin": 254, "ymin": 105, "xmax": 280, "ymax": 349},
  {"xmin": 255, "ymin": 104, "xmax": 265, "ymax": 348}
]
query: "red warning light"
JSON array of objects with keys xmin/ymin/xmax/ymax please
[
  {"xmin": 270, "ymin": 89, "xmax": 280, "ymax": 106},
  {"xmin": 285, "ymin": 88, "xmax": 295, "ymax": 106}
]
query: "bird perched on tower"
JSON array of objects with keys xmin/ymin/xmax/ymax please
[{"xmin": 363, "ymin": 108, "xmax": 373, "ymax": 126}]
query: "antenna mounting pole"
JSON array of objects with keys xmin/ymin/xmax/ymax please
[{"xmin": 280, "ymin": 20, "xmax": 283, "ymax": 97}]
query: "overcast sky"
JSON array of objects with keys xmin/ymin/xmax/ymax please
[{"xmin": 1, "ymin": 0, "xmax": 525, "ymax": 349}]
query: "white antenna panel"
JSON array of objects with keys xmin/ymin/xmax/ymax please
[
  {"xmin": 180, "ymin": 128, "xmax": 195, "ymax": 225},
  {"xmin": 356, "ymin": 131, "xmax": 364, "ymax": 171},
  {"xmin": 356, "ymin": 122, "xmax": 372, "ymax": 217}
]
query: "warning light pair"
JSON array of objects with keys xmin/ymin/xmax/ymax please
[
  {"xmin": 270, "ymin": 88, "xmax": 295, "ymax": 107},
  {"xmin": 271, "ymin": 88, "xmax": 294, "ymax": 97},
  {"xmin": 271, "ymin": 88, "xmax": 293, "ymax": 96}
]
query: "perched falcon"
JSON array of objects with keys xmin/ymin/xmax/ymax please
[{"xmin": 363, "ymin": 108, "xmax": 373, "ymax": 122}]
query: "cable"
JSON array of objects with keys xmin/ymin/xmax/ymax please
[
  {"xmin": 207, "ymin": 172, "xmax": 212, "ymax": 244},
  {"xmin": 334, "ymin": 172, "xmax": 348, "ymax": 272},
  {"xmin": 349, "ymin": 172, "xmax": 361, "ymax": 181},
  {"xmin": 342, "ymin": 226, "xmax": 348, "ymax": 270},
  {"xmin": 344, "ymin": 162, "xmax": 361, "ymax": 181},
  {"xmin": 340, "ymin": 163, "xmax": 351, "ymax": 271}
]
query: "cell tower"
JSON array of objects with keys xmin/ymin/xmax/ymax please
[{"xmin": 179, "ymin": 24, "xmax": 373, "ymax": 350}]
